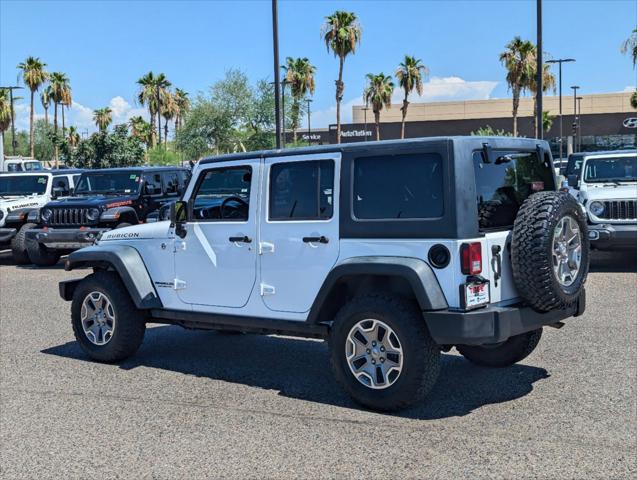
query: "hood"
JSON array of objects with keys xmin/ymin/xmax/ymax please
[
  {"xmin": 46, "ymin": 195, "xmax": 137, "ymax": 209},
  {"xmin": 99, "ymin": 221, "xmax": 172, "ymax": 242},
  {"xmin": 0, "ymin": 195, "xmax": 45, "ymax": 211},
  {"xmin": 580, "ymin": 183, "xmax": 637, "ymax": 201}
]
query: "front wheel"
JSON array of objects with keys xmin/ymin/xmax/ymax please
[
  {"xmin": 329, "ymin": 294, "xmax": 440, "ymax": 411},
  {"xmin": 456, "ymin": 328, "xmax": 543, "ymax": 368},
  {"xmin": 26, "ymin": 236, "xmax": 61, "ymax": 266},
  {"xmin": 71, "ymin": 271, "xmax": 146, "ymax": 362},
  {"xmin": 11, "ymin": 222, "xmax": 37, "ymax": 264}
]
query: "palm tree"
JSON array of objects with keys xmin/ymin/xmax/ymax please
[
  {"xmin": 93, "ymin": 107, "xmax": 112, "ymax": 132},
  {"xmin": 49, "ymin": 72, "xmax": 71, "ymax": 167},
  {"xmin": 363, "ymin": 73, "xmax": 394, "ymax": 141},
  {"xmin": 0, "ymin": 89, "xmax": 12, "ymax": 153},
  {"xmin": 322, "ymin": 10, "xmax": 362, "ymax": 144},
  {"xmin": 528, "ymin": 54, "xmax": 556, "ymax": 138},
  {"xmin": 40, "ymin": 86, "xmax": 52, "ymax": 124},
  {"xmin": 542, "ymin": 111, "xmax": 554, "ymax": 136},
  {"xmin": 500, "ymin": 36, "xmax": 535, "ymax": 136},
  {"xmin": 129, "ymin": 115, "xmax": 151, "ymax": 145},
  {"xmin": 161, "ymin": 90, "xmax": 178, "ymax": 147},
  {"xmin": 621, "ymin": 28, "xmax": 637, "ymax": 67},
  {"xmin": 67, "ymin": 126, "xmax": 81, "ymax": 147},
  {"xmin": 137, "ymin": 72, "xmax": 171, "ymax": 147},
  {"xmin": 155, "ymin": 73, "xmax": 171, "ymax": 145},
  {"xmin": 631, "ymin": 90, "xmax": 637, "ymax": 110},
  {"xmin": 173, "ymin": 88, "xmax": 190, "ymax": 131},
  {"xmin": 395, "ymin": 55, "xmax": 429, "ymax": 139},
  {"xmin": 282, "ymin": 57, "xmax": 316, "ymax": 142},
  {"xmin": 17, "ymin": 56, "xmax": 48, "ymax": 157}
]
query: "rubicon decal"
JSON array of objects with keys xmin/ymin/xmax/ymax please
[{"xmin": 104, "ymin": 232, "xmax": 140, "ymax": 239}]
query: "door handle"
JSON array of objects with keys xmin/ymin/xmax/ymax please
[
  {"xmin": 229, "ymin": 235, "xmax": 252, "ymax": 243},
  {"xmin": 302, "ymin": 235, "xmax": 329, "ymax": 244}
]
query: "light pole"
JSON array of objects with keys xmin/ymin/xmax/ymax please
[
  {"xmin": 546, "ymin": 58, "xmax": 575, "ymax": 160},
  {"xmin": 577, "ymin": 96, "xmax": 583, "ymax": 152},
  {"xmin": 536, "ymin": 0, "xmax": 543, "ymax": 139},
  {"xmin": 571, "ymin": 85, "xmax": 579, "ymax": 153},
  {"xmin": 306, "ymin": 98, "xmax": 313, "ymax": 145},
  {"xmin": 362, "ymin": 102, "xmax": 370, "ymax": 142},
  {"xmin": 271, "ymin": 0, "xmax": 282, "ymax": 149},
  {"xmin": 1, "ymin": 86, "xmax": 23, "ymax": 155}
]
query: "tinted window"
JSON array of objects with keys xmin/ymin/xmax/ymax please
[
  {"xmin": 192, "ymin": 167, "xmax": 251, "ymax": 221},
  {"xmin": 583, "ymin": 156, "xmax": 637, "ymax": 182},
  {"xmin": 143, "ymin": 173, "xmax": 163, "ymax": 195},
  {"xmin": 565, "ymin": 155, "xmax": 584, "ymax": 177},
  {"xmin": 76, "ymin": 172, "xmax": 141, "ymax": 195},
  {"xmin": 163, "ymin": 171, "xmax": 180, "ymax": 194},
  {"xmin": 0, "ymin": 175, "xmax": 49, "ymax": 195},
  {"xmin": 52, "ymin": 176, "xmax": 70, "ymax": 192},
  {"xmin": 72, "ymin": 174, "xmax": 82, "ymax": 187},
  {"xmin": 269, "ymin": 160, "xmax": 334, "ymax": 220},
  {"xmin": 473, "ymin": 151, "xmax": 555, "ymax": 230},
  {"xmin": 353, "ymin": 153, "xmax": 443, "ymax": 219}
]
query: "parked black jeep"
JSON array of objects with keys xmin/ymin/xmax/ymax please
[{"xmin": 26, "ymin": 166, "xmax": 189, "ymax": 266}]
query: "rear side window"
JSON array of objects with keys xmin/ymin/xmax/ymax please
[
  {"xmin": 163, "ymin": 171, "xmax": 180, "ymax": 194},
  {"xmin": 473, "ymin": 151, "xmax": 555, "ymax": 230},
  {"xmin": 269, "ymin": 160, "xmax": 335, "ymax": 221},
  {"xmin": 143, "ymin": 173, "xmax": 163, "ymax": 195},
  {"xmin": 353, "ymin": 153, "xmax": 443, "ymax": 219}
]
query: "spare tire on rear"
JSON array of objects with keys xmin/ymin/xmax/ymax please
[{"xmin": 511, "ymin": 191, "xmax": 589, "ymax": 312}]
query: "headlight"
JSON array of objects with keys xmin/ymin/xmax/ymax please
[
  {"xmin": 589, "ymin": 201, "xmax": 605, "ymax": 217},
  {"xmin": 87, "ymin": 208, "xmax": 101, "ymax": 221},
  {"xmin": 40, "ymin": 208, "xmax": 52, "ymax": 222}
]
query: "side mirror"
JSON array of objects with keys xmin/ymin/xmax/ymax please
[
  {"xmin": 170, "ymin": 200, "xmax": 188, "ymax": 238},
  {"xmin": 567, "ymin": 174, "xmax": 579, "ymax": 188}
]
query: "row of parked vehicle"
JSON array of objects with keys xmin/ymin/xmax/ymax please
[{"xmin": 0, "ymin": 166, "xmax": 189, "ymax": 265}]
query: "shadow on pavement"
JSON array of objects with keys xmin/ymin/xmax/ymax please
[
  {"xmin": 42, "ymin": 324, "xmax": 549, "ymax": 420},
  {"xmin": 0, "ymin": 250, "xmax": 67, "ymax": 269},
  {"xmin": 589, "ymin": 251, "xmax": 637, "ymax": 273}
]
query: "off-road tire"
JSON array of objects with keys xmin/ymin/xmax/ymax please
[
  {"xmin": 329, "ymin": 293, "xmax": 440, "ymax": 411},
  {"xmin": 26, "ymin": 236, "xmax": 61, "ymax": 266},
  {"xmin": 511, "ymin": 192, "xmax": 589, "ymax": 312},
  {"xmin": 11, "ymin": 222, "xmax": 36, "ymax": 265},
  {"xmin": 457, "ymin": 328, "xmax": 543, "ymax": 368},
  {"xmin": 71, "ymin": 270, "xmax": 146, "ymax": 363}
]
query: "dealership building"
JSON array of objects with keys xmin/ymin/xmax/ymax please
[{"xmin": 297, "ymin": 91, "xmax": 636, "ymax": 157}]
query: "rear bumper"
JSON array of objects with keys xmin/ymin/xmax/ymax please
[
  {"xmin": 588, "ymin": 224, "xmax": 637, "ymax": 250},
  {"xmin": 425, "ymin": 289, "xmax": 586, "ymax": 346},
  {"xmin": 0, "ymin": 227, "xmax": 17, "ymax": 245},
  {"xmin": 26, "ymin": 228, "xmax": 109, "ymax": 250}
]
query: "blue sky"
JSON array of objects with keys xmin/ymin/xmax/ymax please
[{"xmin": 1, "ymin": 0, "xmax": 635, "ymax": 133}]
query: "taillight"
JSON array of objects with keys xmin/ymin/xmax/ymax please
[{"xmin": 460, "ymin": 242, "xmax": 482, "ymax": 275}]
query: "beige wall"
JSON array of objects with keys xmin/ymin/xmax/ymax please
[{"xmin": 352, "ymin": 91, "xmax": 635, "ymax": 124}]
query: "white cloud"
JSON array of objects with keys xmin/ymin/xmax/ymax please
[
  {"xmin": 624, "ymin": 85, "xmax": 636, "ymax": 92},
  {"xmin": 308, "ymin": 76, "xmax": 499, "ymax": 128}
]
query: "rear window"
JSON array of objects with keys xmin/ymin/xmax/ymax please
[
  {"xmin": 353, "ymin": 153, "xmax": 444, "ymax": 219},
  {"xmin": 473, "ymin": 150, "xmax": 555, "ymax": 230}
]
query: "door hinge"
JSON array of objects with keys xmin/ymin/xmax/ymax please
[
  {"xmin": 260, "ymin": 283, "xmax": 275, "ymax": 296},
  {"xmin": 259, "ymin": 242, "xmax": 275, "ymax": 255},
  {"xmin": 173, "ymin": 279, "xmax": 187, "ymax": 290}
]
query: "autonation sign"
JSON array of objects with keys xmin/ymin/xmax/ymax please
[{"xmin": 341, "ymin": 129, "xmax": 373, "ymax": 138}]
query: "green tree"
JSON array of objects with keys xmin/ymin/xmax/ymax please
[
  {"xmin": 631, "ymin": 90, "xmax": 637, "ymax": 110},
  {"xmin": 174, "ymin": 88, "xmax": 190, "ymax": 131},
  {"xmin": 0, "ymin": 89, "xmax": 11, "ymax": 152},
  {"xmin": 63, "ymin": 124, "xmax": 144, "ymax": 169},
  {"xmin": 33, "ymin": 119, "xmax": 55, "ymax": 161},
  {"xmin": 621, "ymin": 28, "xmax": 637, "ymax": 67},
  {"xmin": 322, "ymin": 10, "xmax": 362, "ymax": 144},
  {"xmin": 93, "ymin": 107, "xmax": 113, "ymax": 132},
  {"xmin": 67, "ymin": 125, "xmax": 80, "ymax": 147},
  {"xmin": 500, "ymin": 37, "xmax": 535, "ymax": 137},
  {"xmin": 17, "ymin": 56, "xmax": 48, "ymax": 157},
  {"xmin": 147, "ymin": 146, "xmax": 180, "ymax": 166},
  {"xmin": 282, "ymin": 57, "xmax": 316, "ymax": 142},
  {"xmin": 395, "ymin": 55, "xmax": 428, "ymax": 139},
  {"xmin": 137, "ymin": 71, "xmax": 162, "ymax": 147},
  {"xmin": 363, "ymin": 73, "xmax": 394, "ymax": 141},
  {"xmin": 542, "ymin": 111, "xmax": 554, "ymax": 135},
  {"xmin": 129, "ymin": 115, "xmax": 151, "ymax": 146},
  {"xmin": 161, "ymin": 90, "xmax": 178, "ymax": 147},
  {"xmin": 471, "ymin": 125, "xmax": 513, "ymax": 137},
  {"xmin": 40, "ymin": 85, "xmax": 52, "ymax": 124},
  {"xmin": 49, "ymin": 71, "xmax": 71, "ymax": 167}
]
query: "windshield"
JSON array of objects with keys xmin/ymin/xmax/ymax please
[
  {"xmin": 23, "ymin": 161, "xmax": 44, "ymax": 171},
  {"xmin": 583, "ymin": 157, "xmax": 637, "ymax": 183},
  {"xmin": 75, "ymin": 172, "xmax": 142, "ymax": 195},
  {"xmin": 0, "ymin": 175, "xmax": 49, "ymax": 195}
]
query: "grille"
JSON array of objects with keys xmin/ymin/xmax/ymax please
[
  {"xmin": 49, "ymin": 208, "xmax": 90, "ymax": 226},
  {"xmin": 599, "ymin": 200, "xmax": 637, "ymax": 220}
]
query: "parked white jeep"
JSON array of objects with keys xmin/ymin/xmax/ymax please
[
  {"xmin": 565, "ymin": 150, "xmax": 636, "ymax": 250},
  {"xmin": 0, "ymin": 170, "xmax": 83, "ymax": 263},
  {"xmin": 60, "ymin": 137, "xmax": 588, "ymax": 411}
]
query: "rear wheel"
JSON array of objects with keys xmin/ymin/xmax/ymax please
[
  {"xmin": 329, "ymin": 294, "xmax": 440, "ymax": 411},
  {"xmin": 26, "ymin": 236, "xmax": 61, "ymax": 266},
  {"xmin": 71, "ymin": 271, "xmax": 146, "ymax": 362},
  {"xmin": 457, "ymin": 328, "xmax": 543, "ymax": 368},
  {"xmin": 11, "ymin": 222, "xmax": 36, "ymax": 265}
]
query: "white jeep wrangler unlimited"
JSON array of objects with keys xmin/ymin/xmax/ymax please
[
  {"xmin": 565, "ymin": 150, "xmax": 636, "ymax": 250},
  {"xmin": 60, "ymin": 137, "xmax": 588, "ymax": 411},
  {"xmin": 0, "ymin": 170, "xmax": 83, "ymax": 263}
]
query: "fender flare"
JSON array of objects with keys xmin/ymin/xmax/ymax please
[
  {"xmin": 100, "ymin": 206, "xmax": 139, "ymax": 224},
  {"xmin": 306, "ymin": 256, "xmax": 448, "ymax": 324},
  {"xmin": 59, "ymin": 244, "xmax": 162, "ymax": 309},
  {"xmin": 4, "ymin": 207, "xmax": 38, "ymax": 225}
]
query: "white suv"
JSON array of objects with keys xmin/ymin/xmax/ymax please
[
  {"xmin": 565, "ymin": 150, "xmax": 636, "ymax": 250},
  {"xmin": 0, "ymin": 170, "xmax": 83, "ymax": 262},
  {"xmin": 59, "ymin": 137, "xmax": 588, "ymax": 411}
]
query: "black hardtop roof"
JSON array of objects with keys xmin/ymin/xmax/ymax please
[
  {"xmin": 52, "ymin": 168, "xmax": 85, "ymax": 175},
  {"xmin": 199, "ymin": 136, "xmax": 549, "ymax": 165},
  {"xmin": 78, "ymin": 166, "xmax": 188, "ymax": 174}
]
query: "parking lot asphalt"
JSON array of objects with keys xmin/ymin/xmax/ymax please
[{"xmin": 0, "ymin": 250, "xmax": 635, "ymax": 479}]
